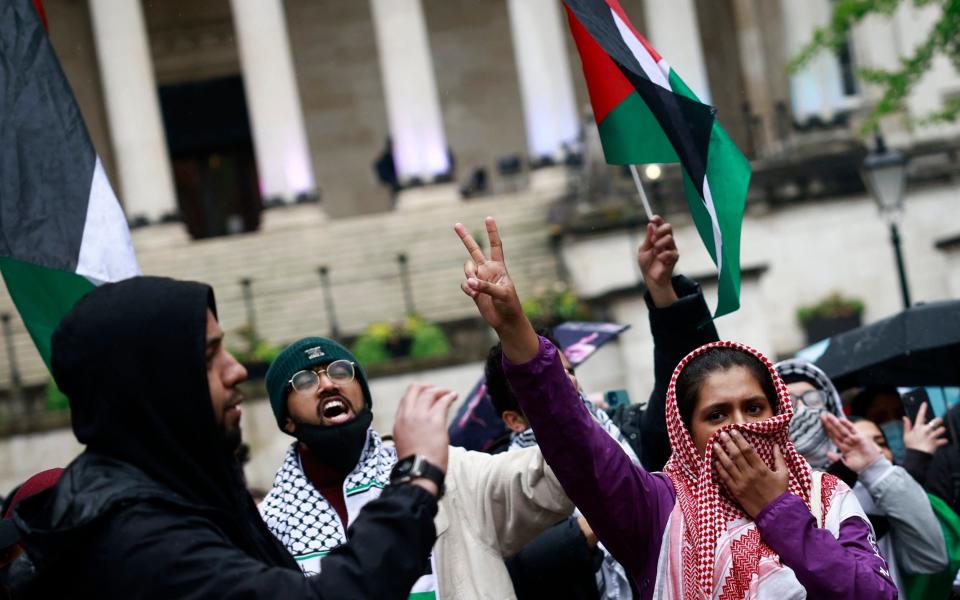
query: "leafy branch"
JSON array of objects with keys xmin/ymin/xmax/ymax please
[{"xmin": 789, "ymin": 0, "xmax": 960, "ymax": 134}]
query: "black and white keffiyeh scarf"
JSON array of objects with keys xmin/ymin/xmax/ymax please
[
  {"xmin": 775, "ymin": 358, "xmax": 845, "ymax": 469},
  {"xmin": 260, "ymin": 429, "xmax": 396, "ymax": 561}
]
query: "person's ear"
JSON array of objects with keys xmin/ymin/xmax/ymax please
[
  {"xmin": 501, "ymin": 410, "xmax": 529, "ymax": 433},
  {"xmin": 283, "ymin": 416, "xmax": 296, "ymax": 434}
]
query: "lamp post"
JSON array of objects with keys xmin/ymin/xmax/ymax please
[{"xmin": 860, "ymin": 135, "xmax": 911, "ymax": 309}]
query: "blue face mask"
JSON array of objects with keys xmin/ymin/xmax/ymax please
[{"xmin": 880, "ymin": 420, "xmax": 906, "ymax": 463}]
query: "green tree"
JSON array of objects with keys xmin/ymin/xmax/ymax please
[{"xmin": 789, "ymin": 0, "xmax": 960, "ymax": 134}]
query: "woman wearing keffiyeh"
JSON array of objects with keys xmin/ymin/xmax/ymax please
[{"xmin": 453, "ymin": 216, "xmax": 898, "ymax": 600}]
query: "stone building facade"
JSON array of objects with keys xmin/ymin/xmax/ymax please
[{"xmin": 0, "ymin": 0, "xmax": 958, "ymax": 488}]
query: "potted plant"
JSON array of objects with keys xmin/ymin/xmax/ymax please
[
  {"xmin": 521, "ymin": 284, "xmax": 591, "ymax": 330},
  {"xmin": 351, "ymin": 316, "xmax": 451, "ymax": 365},
  {"xmin": 797, "ymin": 292, "xmax": 865, "ymax": 344},
  {"xmin": 229, "ymin": 325, "xmax": 283, "ymax": 380},
  {"xmin": 352, "ymin": 322, "xmax": 393, "ymax": 365}
]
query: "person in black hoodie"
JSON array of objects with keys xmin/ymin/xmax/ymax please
[
  {"xmin": 11, "ymin": 276, "xmax": 446, "ymax": 599},
  {"xmin": 635, "ymin": 215, "xmax": 720, "ymax": 472}
]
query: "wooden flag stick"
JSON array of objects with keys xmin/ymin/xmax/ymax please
[{"xmin": 628, "ymin": 165, "xmax": 654, "ymax": 220}]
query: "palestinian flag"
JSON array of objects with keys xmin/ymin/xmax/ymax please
[
  {"xmin": 564, "ymin": 0, "xmax": 751, "ymax": 317},
  {"xmin": 0, "ymin": 0, "xmax": 139, "ymax": 367}
]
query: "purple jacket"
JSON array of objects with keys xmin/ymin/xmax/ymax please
[{"xmin": 504, "ymin": 337, "xmax": 897, "ymax": 600}]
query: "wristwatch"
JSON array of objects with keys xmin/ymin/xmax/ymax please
[{"xmin": 390, "ymin": 454, "xmax": 445, "ymax": 499}]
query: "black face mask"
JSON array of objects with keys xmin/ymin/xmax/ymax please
[{"xmin": 293, "ymin": 409, "xmax": 373, "ymax": 473}]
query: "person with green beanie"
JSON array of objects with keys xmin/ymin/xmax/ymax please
[{"xmin": 260, "ymin": 336, "xmax": 576, "ymax": 599}]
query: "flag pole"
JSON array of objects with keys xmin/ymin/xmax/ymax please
[{"xmin": 628, "ymin": 165, "xmax": 654, "ymax": 220}]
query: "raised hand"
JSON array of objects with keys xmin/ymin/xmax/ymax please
[
  {"xmin": 821, "ymin": 413, "xmax": 882, "ymax": 473},
  {"xmin": 637, "ymin": 215, "xmax": 679, "ymax": 308},
  {"xmin": 393, "ymin": 383, "xmax": 458, "ymax": 496},
  {"xmin": 713, "ymin": 430, "xmax": 789, "ymax": 518},
  {"xmin": 454, "ymin": 217, "xmax": 539, "ymax": 363},
  {"xmin": 454, "ymin": 217, "xmax": 521, "ymax": 331},
  {"xmin": 903, "ymin": 402, "xmax": 948, "ymax": 455}
]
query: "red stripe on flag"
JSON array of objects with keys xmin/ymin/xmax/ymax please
[
  {"xmin": 32, "ymin": 0, "xmax": 48, "ymax": 32},
  {"xmin": 602, "ymin": 0, "xmax": 661, "ymax": 63},
  {"xmin": 565, "ymin": 5, "xmax": 634, "ymax": 125}
]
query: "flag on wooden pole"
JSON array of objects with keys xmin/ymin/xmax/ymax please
[{"xmin": 564, "ymin": 0, "xmax": 750, "ymax": 317}]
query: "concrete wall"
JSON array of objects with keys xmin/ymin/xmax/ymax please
[
  {"xmin": 940, "ymin": 243, "xmax": 960, "ymax": 299},
  {"xmin": 143, "ymin": 0, "xmax": 240, "ymax": 86}
]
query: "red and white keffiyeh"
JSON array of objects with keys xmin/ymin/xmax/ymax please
[{"xmin": 662, "ymin": 341, "xmax": 825, "ymax": 599}]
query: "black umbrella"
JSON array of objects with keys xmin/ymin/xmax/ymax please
[{"xmin": 812, "ymin": 300, "xmax": 960, "ymax": 390}]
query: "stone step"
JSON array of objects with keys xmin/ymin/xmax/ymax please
[{"xmin": 0, "ymin": 185, "xmax": 568, "ymax": 387}]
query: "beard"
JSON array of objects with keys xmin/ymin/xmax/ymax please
[{"xmin": 223, "ymin": 422, "xmax": 244, "ymax": 455}]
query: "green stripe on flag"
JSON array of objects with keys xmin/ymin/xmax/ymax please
[
  {"xmin": 0, "ymin": 257, "xmax": 95, "ymax": 368},
  {"xmin": 408, "ymin": 593, "xmax": 436, "ymax": 600},
  {"xmin": 680, "ymin": 121, "xmax": 750, "ymax": 317},
  {"xmin": 667, "ymin": 69, "xmax": 701, "ymax": 103},
  {"xmin": 667, "ymin": 68, "xmax": 749, "ymax": 317},
  {"xmin": 597, "ymin": 91, "xmax": 679, "ymax": 165}
]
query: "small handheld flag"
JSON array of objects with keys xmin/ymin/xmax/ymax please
[{"xmin": 564, "ymin": 0, "xmax": 750, "ymax": 317}]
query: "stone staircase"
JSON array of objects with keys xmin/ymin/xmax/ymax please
[{"xmin": 0, "ymin": 182, "xmax": 565, "ymax": 387}]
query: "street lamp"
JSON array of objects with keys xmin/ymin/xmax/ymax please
[{"xmin": 860, "ymin": 135, "xmax": 911, "ymax": 308}]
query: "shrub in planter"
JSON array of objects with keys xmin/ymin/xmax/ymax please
[
  {"xmin": 352, "ymin": 317, "xmax": 451, "ymax": 365},
  {"xmin": 352, "ymin": 322, "xmax": 392, "ymax": 365},
  {"xmin": 410, "ymin": 321, "xmax": 452, "ymax": 359},
  {"xmin": 229, "ymin": 324, "xmax": 283, "ymax": 380},
  {"xmin": 797, "ymin": 292, "xmax": 865, "ymax": 344},
  {"xmin": 522, "ymin": 285, "xmax": 591, "ymax": 330}
]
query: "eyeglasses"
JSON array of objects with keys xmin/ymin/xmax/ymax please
[
  {"xmin": 289, "ymin": 360, "xmax": 356, "ymax": 393},
  {"xmin": 789, "ymin": 389, "xmax": 829, "ymax": 410}
]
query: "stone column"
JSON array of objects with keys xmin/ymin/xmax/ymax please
[
  {"xmin": 729, "ymin": 0, "xmax": 778, "ymax": 148},
  {"xmin": 370, "ymin": 0, "xmax": 450, "ymax": 185},
  {"xmin": 643, "ymin": 0, "xmax": 712, "ymax": 104},
  {"xmin": 506, "ymin": 0, "xmax": 579, "ymax": 162},
  {"xmin": 88, "ymin": 0, "xmax": 178, "ymax": 224},
  {"xmin": 230, "ymin": 0, "xmax": 317, "ymax": 205}
]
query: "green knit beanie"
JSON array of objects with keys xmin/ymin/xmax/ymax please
[{"xmin": 265, "ymin": 336, "xmax": 372, "ymax": 429}]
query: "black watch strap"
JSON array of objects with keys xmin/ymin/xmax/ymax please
[{"xmin": 391, "ymin": 455, "xmax": 445, "ymax": 499}]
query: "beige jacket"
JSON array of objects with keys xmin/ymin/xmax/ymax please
[{"xmin": 434, "ymin": 445, "xmax": 575, "ymax": 599}]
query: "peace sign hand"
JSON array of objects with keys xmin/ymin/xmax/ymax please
[
  {"xmin": 454, "ymin": 217, "xmax": 539, "ymax": 363},
  {"xmin": 454, "ymin": 217, "xmax": 524, "ymax": 332}
]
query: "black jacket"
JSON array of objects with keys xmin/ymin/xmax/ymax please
[
  {"xmin": 13, "ymin": 276, "xmax": 436, "ymax": 599},
  {"xmin": 640, "ymin": 275, "xmax": 719, "ymax": 471},
  {"xmin": 15, "ymin": 453, "xmax": 436, "ymax": 599},
  {"xmin": 506, "ymin": 516, "xmax": 602, "ymax": 600}
]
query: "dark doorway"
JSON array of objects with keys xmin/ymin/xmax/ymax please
[{"xmin": 159, "ymin": 75, "xmax": 261, "ymax": 239}]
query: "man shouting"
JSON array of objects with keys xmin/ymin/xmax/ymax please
[{"xmin": 261, "ymin": 336, "xmax": 575, "ymax": 599}]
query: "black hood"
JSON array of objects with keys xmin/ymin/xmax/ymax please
[
  {"xmin": 51, "ymin": 276, "xmax": 233, "ymax": 509},
  {"xmin": 27, "ymin": 276, "xmax": 294, "ymax": 568}
]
